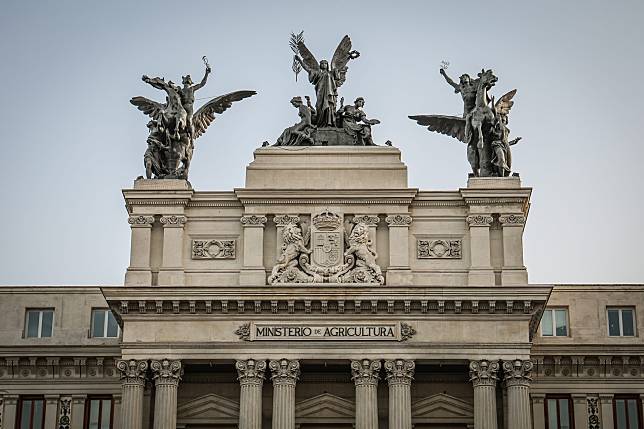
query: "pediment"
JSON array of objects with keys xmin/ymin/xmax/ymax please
[
  {"xmin": 296, "ymin": 393, "xmax": 355, "ymax": 419},
  {"xmin": 177, "ymin": 393, "xmax": 239, "ymax": 420},
  {"xmin": 412, "ymin": 393, "xmax": 474, "ymax": 419}
]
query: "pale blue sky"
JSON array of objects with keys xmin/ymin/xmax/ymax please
[{"xmin": 1, "ymin": 0, "xmax": 642, "ymax": 285}]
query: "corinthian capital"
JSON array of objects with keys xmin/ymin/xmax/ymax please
[
  {"xmin": 466, "ymin": 215, "xmax": 494, "ymax": 227},
  {"xmin": 150, "ymin": 359, "xmax": 182, "ymax": 386},
  {"xmin": 502, "ymin": 359, "xmax": 533, "ymax": 387},
  {"xmin": 351, "ymin": 359, "xmax": 381, "ymax": 386},
  {"xmin": 384, "ymin": 359, "xmax": 415, "ymax": 386},
  {"xmin": 236, "ymin": 359, "xmax": 267, "ymax": 386},
  {"xmin": 128, "ymin": 215, "xmax": 154, "ymax": 227},
  {"xmin": 115, "ymin": 359, "xmax": 148, "ymax": 386},
  {"xmin": 269, "ymin": 359, "xmax": 300, "ymax": 386},
  {"xmin": 469, "ymin": 360, "xmax": 499, "ymax": 387},
  {"xmin": 240, "ymin": 215, "xmax": 268, "ymax": 227},
  {"xmin": 159, "ymin": 215, "xmax": 187, "ymax": 227},
  {"xmin": 385, "ymin": 214, "xmax": 412, "ymax": 227}
]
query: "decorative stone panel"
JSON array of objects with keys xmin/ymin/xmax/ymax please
[
  {"xmin": 417, "ymin": 239, "xmax": 462, "ymax": 259},
  {"xmin": 58, "ymin": 397, "xmax": 72, "ymax": 429},
  {"xmin": 191, "ymin": 239, "xmax": 236, "ymax": 259}
]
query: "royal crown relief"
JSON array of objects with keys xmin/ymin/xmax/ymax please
[{"xmin": 268, "ymin": 210, "xmax": 384, "ymax": 285}]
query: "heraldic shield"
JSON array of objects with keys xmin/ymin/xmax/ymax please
[{"xmin": 311, "ymin": 210, "xmax": 344, "ymax": 269}]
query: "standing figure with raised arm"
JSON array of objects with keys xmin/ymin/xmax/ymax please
[{"xmin": 179, "ymin": 64, "xmax": 212, "ymax": 138}]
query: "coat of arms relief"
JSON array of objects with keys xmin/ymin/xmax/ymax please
[{"xmin": 268, "ymin": 210, "xmax": 384, "ymax": 285}]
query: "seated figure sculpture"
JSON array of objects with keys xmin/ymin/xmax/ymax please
[
  {"xmin": 338, "ymin": 97, "xmax": 380, "ymax": 146},
  {"xmin": 275, "ymin": 96, "xmax": 315, "ymax": 146}
]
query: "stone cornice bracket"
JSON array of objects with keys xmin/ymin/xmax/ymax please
[
  {"xmin": 469, "ymin": 360, "xmax": 499, "ymax": 387},
  {"xmin": 269, "ymin": 359, "xmax": 300, "ymax": 386},
  {"xmin": 240, "ymin": 215, "xmax": 268, "ymax": 227},
  {"xmin": 128, "ymin": 215, "xmax": 154, "ymax": 227},
  {"xmin": 352, "ymin": 215, "xmax": 380, "ymax": 226},
  {"xmin": 159, "ymin": 215, "xmax": 187, "ymax": 228},
  {"xmin": 384, "ymin": 359, "xmax": 415, "ymax": 386},
  {"xmin": 385, "ymin": 215, "xmax": 412, "ymax": 227},
  {"xmin": 273, "ymin": 214, "xmax": 300, "ymax": 226},
  {"xmin": 502, "ymin": 359, "xmax": 533, "ymax": 387},
  {"xmin": 499, "ymin": 214, "xmax": 526, "ymax": 226},
  {"xmin": 115, "ymin": 359, "xmax": 148, "ymax": 386},
  {"xmin": 351, "ymin": 359, "xmax": 381, "ymax": 386},
  {"xmin": 150, "ymin": 359, "xmax": 183, "ymax": 386},
  {"xmin": 236, "ymin": 359, "xmax": 267, "ymax": 386},
  {"xmin": 466, "ymin": 215, "xmax": 494, "ymax": 228}
]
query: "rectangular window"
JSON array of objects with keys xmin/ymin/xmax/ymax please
[
  {"xmin": 90, "ymin": 309, "xmax": 120, "ymax": 338},
  {"xmin": 614, "ymin": 396, "xmax": 642, "ymax": 429},
  {"xmin": 24, "ymin": 309, "xmax": 54, "ymax": 338},
  {"xmin": 18, "ymin": 397, "xmax": 45, "ymax": 429},
  {"xmin": 545, "ymin": 396, "xmax": 573, "ymax": 429},
  {"xmin": 541, "ymin": 308, "xmax": 569, "ymax": 337},
  {"xmin": 84, "ymin": 397, "xmax": 113, "ymax": 429},
  {"xmin": 608, "ymin": 308, "xmax": 636, "ymax": 337}
]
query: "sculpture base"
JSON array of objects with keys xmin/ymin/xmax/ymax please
[{"xmin": 312, "ymin": 127, "xmax": 362, "ymax": 146}]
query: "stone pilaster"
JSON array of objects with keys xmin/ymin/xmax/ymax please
[
  {"xmin": 466, "ymin": 215, "xmax": 495, "ymax": 286},
  {"xmin": 269, "ymin": 359, "xmax": 300, "ymax": 429},
  {"xmin": 112, "ymin": 395, "xmax": 122, "ymax": 429},
  {"xmin": 599, "ymin": 394, "xmax": 615, "ymax": 429},
  {"xmin": 44, "ymin": 395, "xmax": 59, "ymax": 429},
  {"xmin": 531, "ymin": 394, "xmax": 546, "ymax": 429},
  {"xmin": 384, "ymin": 359, "xmax": 414, "ymax": 429},
  {"xmin": 499, "ymin": 214, "xmax": 528, "ymax": 285},
  {"xmin": 2, "ymin": 395, "xmax": 19, "ymax": 429},
  {"xmin": 351, "ymin": 359, "xmax": 381, "ymax": 429},
  {"xmin": 151, "ymin": 359, "xmax": 182, "ymax": 429},
  {"xmin": 240, "ymin": 215, "xmax": 268, "ymax": 285},
  {"xmin": 158, "ymin": 215, "xmax": 187, "ymax": 286},
  {"xmin": 571, "ymin": 394, "xmax": 588, "ymax": 429},
  {"xmin": 273, "ymin": 215, "xmax": 301, "ymax": 255},
  {"xmin": 125, "ymin": 215, "xmax": 155, "ymax": 286},
  {"xmin": 116, "ymin": 359, "xmax": 148, "ymax": 429},
  {"xmin": 236, "ymin": 359, "xmax": 266, "ymax": 429},
  {"xmin": 385, "ymin": 215, "xmax": 413, "ymax": 285},
  {"xmin": 469, "ymin": 360, "xmax": 499, "ymax": 429},
  {"xmin": 502, "ymin": 360, "xmax": 532, "ymax": 429},
  {"xmin": 71, "ymin": 395, "xmax": 87, "ymax": 429}
]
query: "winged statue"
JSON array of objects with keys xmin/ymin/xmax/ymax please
[{"xmin": 130, "ymin": 62, "xmax": 256, "ymax": 180}]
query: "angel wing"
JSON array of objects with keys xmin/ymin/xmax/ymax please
[
  {"xmin": 192, "ymin": 90, "xmax": 257, "ymax": 139},
  {"xmin": 296, "ymin": 40, "xmax": 318, "ymax": 72},
  {"xmin": 494, "ymin": 89, "xmax": 517, "ymax": 117},
  {"xmin": 408, "ymin": 115, "xmax": 467, "ymax": 143},
  {"xmin": 331, "ymin": 35, "xmax": 352, "ymax": 72},
  {"xmin": 130, "ymin": 96, "xmax": 165, "ymax": 120}
]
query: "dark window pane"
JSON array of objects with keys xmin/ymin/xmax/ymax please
[
  {"xmin": 88, "ymin": 400, "xmax": 100, "ymax": 429},
  {"xmin": 621, "ymin": 310, "xmax": 635, "ymax": 336},
  {"xmin": 32, "ymin": 400, "xmax": 43, "ymax": 428},
  {"xmin": 627, "ymin": 400, "xmax": 639, "ymax": 429},
  {"xmin": 615, "ymin": 400, "xmax": 627, "ymax": 429},
  {"xmin": 106, "ymin": 312, "xmax": 119, "ymax": 338},
  {"xmin": 41, "ymin": 311, "xmax": 53, "ymax": 337},
  {"xmin": 101, "ymin": 400, "xmax": 112, "ymax": 429},
  {"xmin": 92, "ymin": 311, "xmax": 105, "ymax": 337},
  {"xmin": 20, "ymin": 401, "xmax": 32, "ymax": 429},
  {"xmin": 26, "ymin": 311, "xmax": 39, "ymax": 337},
  {"xmin": 555, "ymin": 310, "xmax": 568, "ymax": 336},
  {"xmin": 547, "ymin": 399, "xmax": 558, "ymax": 429},
  {"xmin": 559, "ymin": 399, "xmax": 570, "ymax": 429},
  {"xmin": 541, "ymin": 310, "xmax": 553, "ymax": 336},
  {"xmin": 608, "ymin": 309, "xmax": 621, "ymax": 336}
]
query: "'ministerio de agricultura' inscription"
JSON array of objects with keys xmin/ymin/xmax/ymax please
[{"xmin": 234, "ymin": 322, "xmax": 416, "ymax": 342}]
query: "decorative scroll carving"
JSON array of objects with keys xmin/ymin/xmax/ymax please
[
  {"xmin": 352, "ymin": 215, "xmax": 380, "ymax": 226},
  {"xmin": 150, "ymin": 359, "xmax": 182, "ymax": 386},
  {"xmin": 128, "ymin": 215, "xmax": 154, "ymax": 226},
  {"xmin": 116, "ymin": 359, "xmax": 148, "ymax": 386},
  {"xmin": 587, "ymin": 396, "xmax": 600, "ymax": 429},
  {"xmin": 351, "ymin": 359, "xmax": 381, "ymax": 386},
  {"xmin": 385, "ymin": 214, "xmax": 412, "ymax": 226},
  {"xmin": 191, "ymin": 239, "xmax": 235, "ymax": 259},
  {"xmin": 240, "ymin": 215, "xmax": 267, "ymax": 227},
  {"xmin": 400, "ymin": 323, "xmax": 417, "ymax": 341},
  {"xmin": 274, "ymin": 214, "xmax": 301, "ymax": 226},
  {"xmin": 499, "ymin": 214, "xmax": 526, "ymax": 225},
  {"xmin": 469, "ymin": 360, "xmax": 499, "ymax": 387},
  {"xmin": 466, "ymin": 215, "xmax": 493, "ymax": 227},
  {"xmin": 58, "ymin": 397, "xmax": 72, "ymax": 429},
  {"xmin": 384, "ymin": 359, "xmax": 415, "ymax": 385},
  {"xmin": 417, "ymin": 239, "xmax": 462, "ymax": 259},
  {"xmin": 159, "ymin": 215, "xmax": 187, "ymax": 227},
  {"xmin": 269, "ymin": 359, "xmax": 300, "ymax": 386},
  {"xmin": 235, "ymin": 323, "xmax": 251, "ymax": 341},
  {"xmin": 502, "ymin": 359, "xmax": 533, "ymax": 387},
  {"xmin": 235, "ymin": 359, "xmax": 266, "ymax": 386}
]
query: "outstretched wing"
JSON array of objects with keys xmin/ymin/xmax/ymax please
[
  {"xmin": 494, "ymin": 89, "xmax": 517, "ymax": 117},
  {"xmin": 331, "ymin": 35, "xmax": 352, "ymax": 71},
  {"xmin": 409, "ymin": 115, "xmax": 467, "ymax": 143},
  {"xmin": 296, "ymin": 40, "xmax": 318, "ymax": 72},
  {"xmin": 192, "ymin": 90, "xmax": 257, "ymax": 139},
  {"xmin": 130, "ymin": 96, "xmax": 165, "ymax": 120}
]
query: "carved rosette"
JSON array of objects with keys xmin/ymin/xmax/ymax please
[
  {"xmin": 115, "ymin": 359, "xmax": 148, "ymax": 386},
  {"xmin": 150, "ymin": 359, "xmax": 182, "ymax": 387},
  {"xmin": 499, "ymin": 214, "xmax": 526, "ymax": 226},
  {"xmin": 240, "ymin": 215, "xmax": 268, "ymax": 227},
  {"xmin": 417, "ymin": 239, "xmax": 462, "ymax": 259},
  {"xmin": 236, "ymin": 359, "xmax": 267, "ymax": 386},
  {"xmin": 385, "ymin": 214, "xmax": 412, "ymax": 227},
  {"xmin": 273, "ymin": 214, "xmax": 301, "ymax": 226},
  {"xmin": 352, "ymin": 215, "xmax": 380, "ymax": 226},
  {"xmin": 235, "ymin": 323, "xmax": 251, "ymax": 341},
  {"xmin": 400, "ymin": 323, "xmax": 416, "ymax": 341},
  {"xmin": 502, "ymin": 359, "xmax": 533, "ymax": 387},
  {"xmin": 128, "ymin": 215, "xmax": 154, "ymax": 227},
  {"xmin": 269, "ymin": 359, "xmax": 300, "ymax": 386},
  {"xmin": 159, "ymin": 215, "xmax": 187, "ymax": 227},
  {"xmin": 351, "ymin": 359, "xmax": 381, "ymax": 386},
  {"xmin": 466, "ymin": 215, "xmax": 494, "ymax": 227},
  {"xmin": 469, "ymin": 360, "xmax": 499, "ymax": 387},
  {"xmin": 191, "ymin": 239, "xmax": 236, "ymax": 259},
  {"xmin": 384, "ymin": 359, "xmax": 415, "ymax": 386}
]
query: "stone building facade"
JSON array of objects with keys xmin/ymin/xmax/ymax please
[{"xmin": 0, "ymin": 147, "xmax": 642, "ymax": 429}]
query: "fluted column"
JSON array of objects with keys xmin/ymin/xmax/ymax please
[
  {"xmin": 503, "ymin": 360, "xmax": 533, "ymax": 429},
  {"xmin": 116, "ymin": 359, "xmax": 148, "ymax": 429},
  {"xmin": 151, "ymin": 359, "xmax": 182, "ymax": 429},
  {"xmin": 236, "ymin": 359, "xmax": 266, "ymax": 429},
  {"xmin": 384, "ymin": 359, "xmax": 415, "ymax": 429},
  {"xmin": 469, "ymin": 360, "xmax": 499, "ymax": 429},
  {"xmin": 351, "ymin": 359, "xmax": 381, "ymax": 429},
  {"xmin": 269, "ymin": 359, "xmax": 300, "ymax": 429}
]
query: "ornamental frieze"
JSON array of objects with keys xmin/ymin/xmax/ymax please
[{"xmin": 191, "ymin": 239, "xmax": 236, "ymax": 259}]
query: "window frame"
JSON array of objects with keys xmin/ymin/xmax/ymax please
[
  {"xmin": 90, "ymin": 308, "xmax": 120, "ymax": 339},
  {"xmin": 607, "ymin": 307, "xmax": 637, "ymax": 337},
  {"xmin": 16, "ymin": 396, "xmax": 46, "ymax": 429},
  {"xmin": 613, "ymin": 395, "xmax": 643, "ymax": 429},
  {"xmin": 83, "ymin": 396, "xmax": 114, "ymax": 429},
  {"xmin": 24, "ymin": 309, "xmax": 54, "ymax": 338},
  {"xmin": 545, "ymin": 395, "xmax": 575, "ymax": 429},
  {"xmin": 541, "ymin": 307, "xmax": 570, "ymax": 337}
]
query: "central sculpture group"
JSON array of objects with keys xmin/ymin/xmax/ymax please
[{"xmin": 131, "ymin": 33, "xmax": 524, "ymax": 179}]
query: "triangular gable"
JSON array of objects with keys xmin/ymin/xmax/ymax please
[
  {"xmin": 412, "ymin": 393, "xmax": 474, "ymax": 422},
  {"xmin": 296, "ymin": 393, "xmax": 355, "ymax": 420},
  {"xmin": 177, "ymin": 393, "xmax": 239, "ymax": 421}
]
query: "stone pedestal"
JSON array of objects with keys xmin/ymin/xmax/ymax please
[
  {"xmin": 499, "ymin": 214, "xmax": 528, "ymax": 285},
  {"xmin": 469, "ymin": 360, "xmax": 499, "ymax": 429},
  {"xmin": 236, "ymin": 359, "xmax": 266, "ymax": 429},
  {"xmin": 385, "ymin": 215, "xmax": 413, "ymax": 285},
  {"xmin": 44, "ymin": 395, "xmax": 58, "ymax": 429},
  {"xmin": 466, "ymin": 215, "xmax": 495, "ymax": 286},
  {"xmin": 502, "ymin": 360, "xmax": 532, "ymax": 429},
  {"xmin": 351, "ymin": 359, "xmax": 381, "ymax": 429},
  {"xmin": 116, "ymin": 360, "xmax": 148, "ymax": 429},
  {"xmin": 151, "ymin": 359, "xmax": 182, "ymax": 429},
  {"xmin": 158, "ymin": 216, "xmax": 187, "ymax": 286},
  {"xmin": 125, "ymin": 215, "xmax": 154, "ymax": 286},
  {"xmin": 384, "ymin": 359, "xmax": 414, "ymax": 429},
  {"xmin": 240, "ymin": 215, "xmax": 268, "ymax": 285},
  {"xmin": 270, "ymin": 359, "xmax": 300, "ymax": 429}
]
